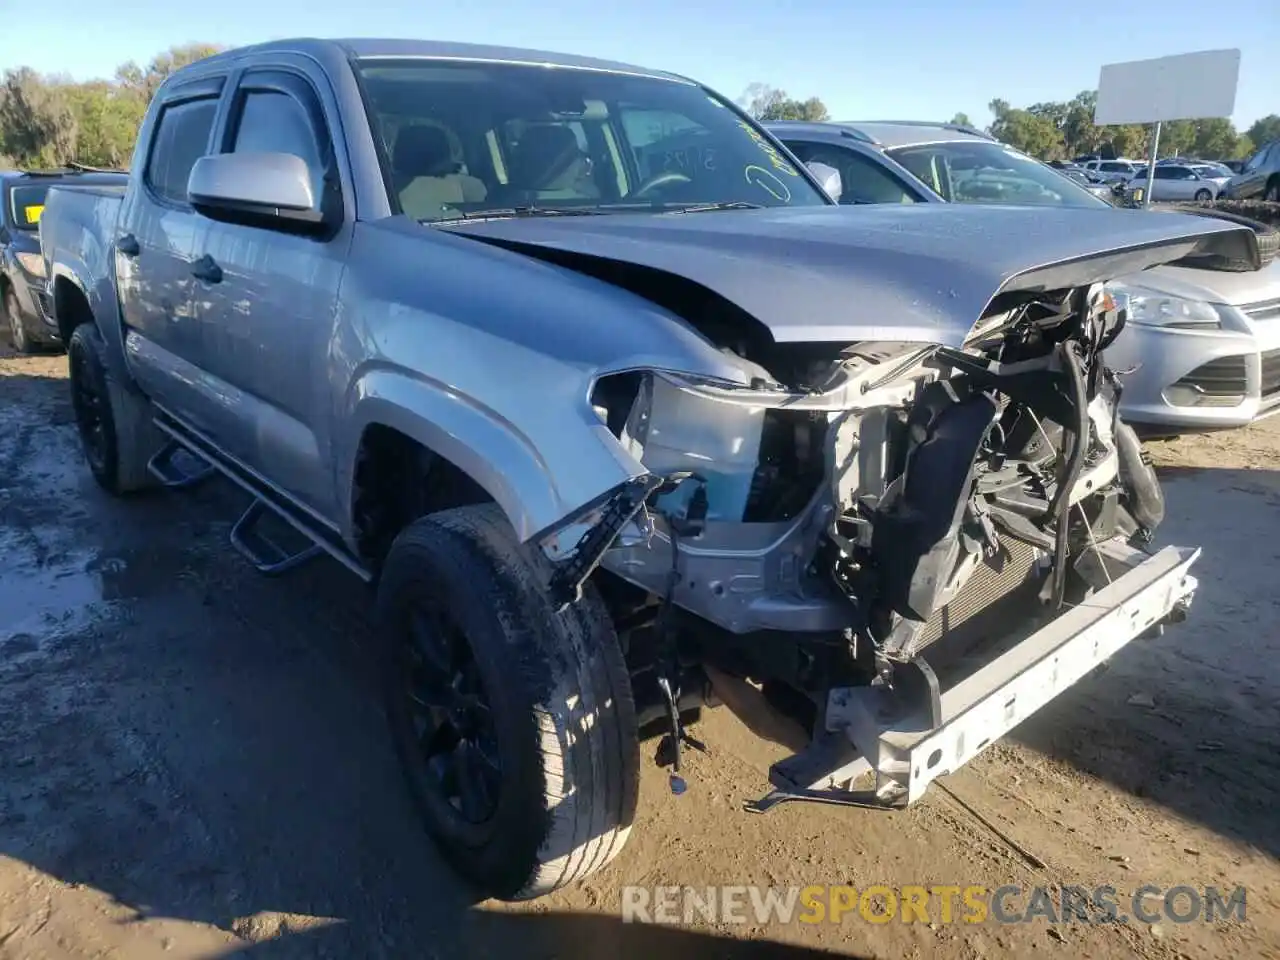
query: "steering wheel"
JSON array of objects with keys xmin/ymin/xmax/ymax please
[{"xmin": 631, "ymin": 170, "xmax": 693, "ymax": 199}]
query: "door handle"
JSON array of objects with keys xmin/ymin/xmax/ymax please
[
  {"xmin": 191, "ymin": 254, "xmax": 222, "ymax": 284},
  {"xmin": 117, "ymin": 233, "xmax": 140, "ymax": 257}
]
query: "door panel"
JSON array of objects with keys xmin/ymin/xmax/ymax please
[
  {"xmin": 188, "ymin": 66, "xmax": 350, "ymax": 517},
  {"xmin": 117, "ymin": 93, "xmax": 220, "ymax": 418}
]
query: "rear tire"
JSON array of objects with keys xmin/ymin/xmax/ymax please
[
  {"xmin": 376, "ymin": 504, "xmax": 639, "ymax": 900},
  {"xmin": 3, "ymin": 287, "xmax": 33, "ymax": 354},
  {"xmin": 1265, "ymin": 180, "xmax": 1280, "ymax": 203},
  {"xmin": 67, "ymin": 324, "xmax": 162, "ymax": 495}
]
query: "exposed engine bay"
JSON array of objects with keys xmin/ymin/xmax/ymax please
[{"xmin": 568, "ymin": 280, "xmax": 1170, "ymax": 755}]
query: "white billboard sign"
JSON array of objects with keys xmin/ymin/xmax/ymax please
[{"xmin": 1095, "ymin": 49, "xmax": 1240, "ymax": 126}]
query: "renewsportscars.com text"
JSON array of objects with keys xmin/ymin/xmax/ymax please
[{"xmin": 620, "ymin": 884, "xmax": 1247, "ymax": 926}]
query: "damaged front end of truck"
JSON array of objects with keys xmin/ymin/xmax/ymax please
[{"xmin": 476, "ymin": 210, "xmax": 1254, "ymax": 811}]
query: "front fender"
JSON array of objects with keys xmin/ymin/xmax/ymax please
[
  {"xmin": 338, "ymin": 366, "xmax": 647, "ymax": 545},
  {"xmin": 332, "ymin": 218, "xmax": 774, "ymax": 549}
]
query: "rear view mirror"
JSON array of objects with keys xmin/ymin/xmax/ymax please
[
  {"xmin": 188, "ymin": 152, "xmax": 324, "ymax": 232},
  {"xmin": 806, "ymin": 161, "xmax": 843, "ymax": 202}
]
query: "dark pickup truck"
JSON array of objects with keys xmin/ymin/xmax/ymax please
[{"xmin": 1, "ymin": 168, "xmax": 126, "ymax": 351}]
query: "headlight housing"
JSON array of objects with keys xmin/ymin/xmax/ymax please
[
  {"xmin": 15, "ymin": 251, "xmax": 46, "ymax": 279},
  {"xmin": 1120, "ymin": 286, "xmax": 1222, "ymax": 329}
]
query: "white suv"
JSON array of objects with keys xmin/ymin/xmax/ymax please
[{"xmin": 1083, "ymin": 158, "xmax": 1140, "ymax": 183}]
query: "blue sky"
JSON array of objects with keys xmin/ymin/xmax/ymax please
[{"xmin": 2, "ymin": 0, "xmax": 1276, "ymax": 130}]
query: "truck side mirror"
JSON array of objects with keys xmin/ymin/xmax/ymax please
[
  {"xmin": 805, "ymin": 161, "xmax": 843, "ymax": 203},
  {"xmin": 187, "ymin": 152, "xmax": 326, "ymax": 233}
]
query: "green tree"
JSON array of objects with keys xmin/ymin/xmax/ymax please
[
  {"xmin": 0, "ymin": 43, "xmax": 225, "ymax": 171},
  {"xmin": 1245, "ymin": 114, "xmax": 1280, "ymax": 148},
  {"xmin": 1190, "ymin": 117, "xmax": 1242, "ymax": 159},
  {"xmin": 739, "ymin": 83, "xmax": 830, "ymax": 122},
  {"xmin": 1104, "ymin": 125, "xmax": 1148, "ymax": 159},
  {"xmin": 988, "ymin": 99, "xmax": 1062, "ymax": 158},
  {"xmin": 115, "ymin": 43, "xmax": 225, "ymax": 103},
  {"xmin": 1159, "ymin": 119, "xmax": 1197, "ymax": 157},
  {"xmin": 1061, "ymin": 91, "xmax": 1102, "ymax": 157},
  {"xmin": 63, "ymin": 80, "xmax": 146, "ymax": 167},
  {"xmin": 0, "ymin": 68, "xmax": 77, "ymax": 167},
  {"xmin": 949, "ymin": 112, "xmax": 972, "ymax": 127}
]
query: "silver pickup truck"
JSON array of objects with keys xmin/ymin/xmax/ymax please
[{"xmin": 39, "ymin": 37, "xmax": 1260, "ymax": 902}]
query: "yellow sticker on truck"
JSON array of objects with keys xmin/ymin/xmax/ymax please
[{"xmin": 24, "ymin": 205, "xmax": 44, "ymax": 224}]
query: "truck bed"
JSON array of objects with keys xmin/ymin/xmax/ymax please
[{"xmin": 38, "ymin": 184, "xmax": 126, "ymax": 343}]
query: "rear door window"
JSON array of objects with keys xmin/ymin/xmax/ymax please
[{"xmin": 145, "ymin": 97, "xmax": 220, "ymax": 205}]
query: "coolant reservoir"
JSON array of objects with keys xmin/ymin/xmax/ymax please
[{"xmin": 624, "ymin": 375, "xmax": 766, "ymax": 522}]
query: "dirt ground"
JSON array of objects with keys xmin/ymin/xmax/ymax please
[{"xmin": 1, "ymin": 343, "xmax": 1278, "ymax": 960}]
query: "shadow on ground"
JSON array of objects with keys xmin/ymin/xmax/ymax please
[
  {"xmin": 1, "ymin": 360, "xmax": 1277, "ymax": 956},
  {"xmin": 1, "ymin": 366, "xmax": 851, "ymax": 958},
  {"xmin": 1009, "ymin": 463, "xmax": 1280, "ymax": 858},
  {"xmin": 216, "ymin": 909, "xmax": 854, "ymax": 959}
]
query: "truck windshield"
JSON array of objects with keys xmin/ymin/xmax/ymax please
[
  {"xmin": 886, "ymin": 141, "xmax": 1111, "ymax": 209},
  {"xmin": 9, "ymin": 185, "xmax": 50, "ymax": 230},
  {"xmin": 356, "ymin": 59, "xmax": 829, "ymax": 221}
]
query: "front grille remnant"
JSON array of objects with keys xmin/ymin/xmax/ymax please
[
  {"xmin": 1173, "ymin": 355, "xmax": 1248, "ymax": 404},
  {"xmin": 1243, "ymin": 297, "xmax": 1280, "ymax": 323},
  {"xmin": 913, "ymin": 538, "xmax": 1040, "ymax": 654},
  {"xmin": 1262, "ymin": 349, "xmax": 1280, "ymax": 399}
]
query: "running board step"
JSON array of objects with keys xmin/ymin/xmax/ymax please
[
  {"xmin": 149, "ymin": 411, "xmax": 372, "ymax": 583},
  {"xmin": 230, "ymin": 499, "xmax": 325, "ymax": 576},
  {"xmin": 148, "ymin": 438, "xmax": 217, "ymax": 489}
]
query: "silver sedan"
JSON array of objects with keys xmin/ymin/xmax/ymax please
[{"xmin": 1124, "ymin": 164, "xmax": 1232, "ymax": 203}]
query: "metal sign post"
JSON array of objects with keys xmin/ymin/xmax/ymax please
[
  {"xmin": 1144, "ymin": 121, "xmax": 1160, "ymax": 208},
  {"xmin": 1095, "ymin": 49, "xmax": 1240, "ymax": 210}
]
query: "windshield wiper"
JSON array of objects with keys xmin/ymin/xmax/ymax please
[
  {"xmin": 438, "ymin": 206, "xmax": 611, "ymax": 223},
  {"xmin": 666, "ymin": 201, "xmax": 764, "ymax": 213}
]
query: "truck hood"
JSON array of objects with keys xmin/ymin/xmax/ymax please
[{"xmin": 440, "ymin": 204, "xmax": 1257, "ymax": 347}]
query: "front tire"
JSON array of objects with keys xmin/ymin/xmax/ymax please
[
  {"xmin": 1266, "ymin": 180, "xmax": 1280, "ymax": 203},
  {"xmin": 376, "ymin": 504, "xmax": 640, "ymax": 900},
  {"xmin": 1194, "ymin": 188, "xmax": 1212, "ymax": 202},
  {"xmin": 67, "ymin": 324, "xmax": 162, "ymax": 495},
  {"xmin": 3, "ymin": 287, "xmax": 33, "ymax": 354}
]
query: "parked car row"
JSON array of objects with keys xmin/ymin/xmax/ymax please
[
  {"xmin": 34, "ymin": 36, "xmax": 1245, "ymax": 903},
  {"xmin": 766, "ymin": 120, "xmax": 1280, "ymax": 434},
  {"xmin": 1119, "ymin": 163, "xmax": 1232, "ymax": 203},
  {"xmin": 1066, "ymin": 150, "xmax": 1278, "ymax": 203}
]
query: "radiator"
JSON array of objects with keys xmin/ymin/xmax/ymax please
[{"xmin": 913, "ymin": 537, "xmax": 1042, "ymax": 654}]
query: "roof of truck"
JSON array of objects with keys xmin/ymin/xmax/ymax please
[{"xmin": 192, "ymin": 37, "xmax": 688, "ymax": 84}]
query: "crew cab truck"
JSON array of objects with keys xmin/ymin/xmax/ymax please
[{"xmin": 40, "ymin": 38, "xmax": 1258, "ymax": 901}]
